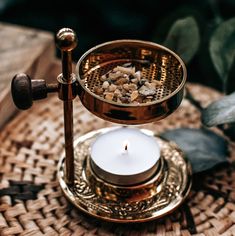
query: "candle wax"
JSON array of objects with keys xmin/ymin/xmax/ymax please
[{"xmin": 90, "ymin": 127, "xmax": 160, "ymax": 176}]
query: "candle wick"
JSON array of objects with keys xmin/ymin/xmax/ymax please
[{"xmin": 125, "ymin": 144, "xmax": 128, "ymax": 151}]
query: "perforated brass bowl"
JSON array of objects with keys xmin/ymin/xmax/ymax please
[{"xmin": 76, "ymin": 40, "xmax": 186, "ymax": 124}]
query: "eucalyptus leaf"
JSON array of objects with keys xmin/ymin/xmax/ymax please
[
  {"xmin": 209, "ymin": 17, "xmax": 235, "ymax": 87},
  {"xmin": 202, "ymin": 92, "xmax": 235, "ymax": 126},
  {"xmin": 163, "ymin": 16, "xmax": 200, "ymax": 64},
  {"xmin": 226, "ymin": 57, "xmax": 235, "ymax": 94},
  {"xmin": 161, "ymin": 128, "xmax": 228, "ymax": 173}
]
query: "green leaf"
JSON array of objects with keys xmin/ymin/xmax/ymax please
[
  {"xmin": 163, "ymin": 16, "xmax": 200, "ymax": 64},
  {"xmin": 161, "ymin": 128, "xmax": 228, "ymax": 173},
  {"xmin": 225, "ymin": 57, "xmax": 235, "ymax": 94},
  {"xmin": 202, "ymin": 92, "xmax": 235, "ymax": 126},
  {"xmin": 209, "ymin": 17, "xmax": 235, "ymax": 88}
]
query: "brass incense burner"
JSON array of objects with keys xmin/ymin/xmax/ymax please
[{"xmin": 11, "ymin": 28, "xmax": 191, "ymax": 223}]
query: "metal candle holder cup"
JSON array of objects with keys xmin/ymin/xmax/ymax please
[{"xmin": 11, "ymin": 28, "xmax": 191, "ymax": 222}]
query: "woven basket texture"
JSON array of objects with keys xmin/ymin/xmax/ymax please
[{"xmin": 0, "ymin": 64, "xmax": 235, "ymax": 236}]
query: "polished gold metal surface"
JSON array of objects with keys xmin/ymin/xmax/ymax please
[
  {"xmin": 58, "ymin": 127, "xmax": 192, "ymax": 223},
  {"xmin": 56, "ymin": 28, "xmax": 78, "ymax": 185},
  {"xmin": 56, "ymin": 28, "xmax": 78, "ymax": 79},
  {"xmin": 76, "ymin": 40, "xmax": 187, "ymax": 124}
]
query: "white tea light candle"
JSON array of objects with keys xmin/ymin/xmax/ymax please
[{"xmin": 90, "ymin": 127, "xmax": 161, "ymax": 185}]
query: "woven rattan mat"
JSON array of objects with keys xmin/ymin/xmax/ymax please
[{"xmin": 1, "ymin": 67, "xmax": 235, "ymax": 235}]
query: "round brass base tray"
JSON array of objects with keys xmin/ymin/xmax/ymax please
[{"xmin": 58, "ymin": 127, "xmax": 192, "ymax": 223}]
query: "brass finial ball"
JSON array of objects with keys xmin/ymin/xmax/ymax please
[{"xmin": 56, "ymin": 28, "xmax": 78, "ymax": 51}]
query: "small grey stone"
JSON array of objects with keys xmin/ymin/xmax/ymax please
[{"xmin": 139, "ymin": 85, "xmax": 156, "ymax": 96}]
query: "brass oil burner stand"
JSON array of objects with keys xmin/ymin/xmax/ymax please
[{"xmin": 11, "ymin": 28, "xmax": 192, "ymax": 223}]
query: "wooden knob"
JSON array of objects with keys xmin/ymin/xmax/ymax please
[
  {"xmin": 11, "ymin": 73, "xmax": 33, "ymax": 110},
  {"xmin": 11, "ymin": 73, "xmax": 49, "ymax": 110}
]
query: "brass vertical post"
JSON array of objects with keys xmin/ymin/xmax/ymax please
[{"xmin": 56, "ymin": 28, "xmax": 78, "ymax": 185}]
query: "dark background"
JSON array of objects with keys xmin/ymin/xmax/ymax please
[{"xmin": 0, "ymin": 0, "xmax": 234, "ymax": 91}]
